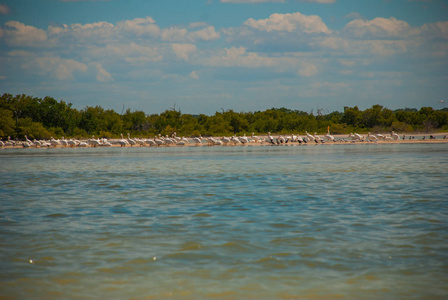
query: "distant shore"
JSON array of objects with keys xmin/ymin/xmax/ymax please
[{"xmin": 2, "ymin": 132, "xmax": 448, "ymax": 150}]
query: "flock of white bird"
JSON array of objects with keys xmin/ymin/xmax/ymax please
[{"xmin": 0, "ymin": 131, "xmax": 405, "ymax": 149}]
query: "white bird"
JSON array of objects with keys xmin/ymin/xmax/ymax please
[
  {"xmin": 88, "ymin": 136, "xmax": 101, "ymax": 147},
  {"xmin": 134, "ymin": 137, "xmax": 145, "ymax": 146},
  {"xmin": 145, "ymin": 138, "xmax": 157, "ymax": 146},
  {"xmin": 348, "ymin": 133, "xmax": 363, "ymax": 141},
  {"xmin": 231, "ymin": 136, "xmax": 241, "ymax": 144},
  {"xmin": 391, "ymin": 131, "xmax": 400, "ymax": 140},
  {"xmin": 277, "ymin": 135, "xmax": 286, "ymax": 144},
  {"xmin": 67, "ymin": 139, "xmax": 78, "ymax": 147},
  {"xmin": 289, "ymin": 134, "xmax": 298, "ymax": 143},
  {"xmin": 33, "ymin": 139, "xmax": 42, "ymax": 147},
  {"xmin": 40, "ymin": 140, "xmax": 51, "ymax": 147},
  {"xmin": 376, "ymin": 133, "xmax": 385, "ymax": 140},
  {"xmin": 50, "ymin": 137, "xmax": 61, "ymax": 147},
  {"xmin": 305, "ymin": 131, "xmax": 315, "ymax": 141},
  {"xmin": 314, "ymin": 132, "xmax": 323, "ymax": 142},
  {"xmin": 77, "ymin": 141, "xmax": 88, "ymax": 147},
  {"xmin": 238, "ymin": 134, "xmax": 249, "ymax": 144},
  {"xmin": 251, "ymin": 132, "xmax": 261, "ymax": 142},
  {"xmin": 4, "ymin": 136, "xmax": 15, "ymax": 147},
  {"xmin": 99, "ymin": 138, "xmax": 112, "ymax": 147},
  {"xmin": 192, "ymin": 136, "xmax": 203, "ymax": 145},
  {"xmin": 59, "ymin": 137, "xmax": 68, "ymax": 147},
  {"xmin": 267, "ymin": 132, "xmax": 275, "ymax": 144},
  {"xmin": 24, "ymin": 135, "xmax": 36, "ymax": 147},
  {"xmin": 355, "ymin": 133, "xmax": 364, "ymax": 141},
  {"xmin": 367, "ymin": 132, "xmax": 377, "ymax": 142},
  {"xmin": 325, "ymin": 133, "xmax": 335, "ymax": 142},
  {"xmin": 212, "ymin": 137, "xmax": 223, "ymax": 145},
  {"xmin": 154, "ymin": 136, "xmax": 165, "ymax": 146},
  {"xmin": 118, "ymin": 134, "xmax": 129, "ymax": 147},
  {"xmin": 127, "ymin": 133, "xmax": 137, "ymax": 146},
  {"xmin": 221, "ymin": 137, "xmax": 231, "ymax": 145},
  {"xmin": 164, "ymin": 135, "xmax": 175, "ymax": 146}
]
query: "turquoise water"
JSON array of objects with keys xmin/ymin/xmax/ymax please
[{"xmin": 1, "ymin": 143, "xmax": 448, "ymax": 299}]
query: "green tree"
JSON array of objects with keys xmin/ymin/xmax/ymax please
[
  {"xmin": 79, "ymin": 106, "xmax": 105, "ymax": 134},
  {"xmin": 103, "ymin": 109, "xmax": 123, "ymax": 135},
  {"xmin": 342, "ymin": 106, "xmax": 363, "ymax": 128},
  {"xmin": 16, "ymin": 117, "xmax": 51, "ymax": 139},
  {"xmin": 207, "ymin": 112, "xmax": 232, "ymax": 136},
  {"xmin": 122, "ymin": 109, "xmax": 148, "ymax": 132},
  {"xmin": 0, "ymin": 108, "xmax": 16, "ymax": 137}
]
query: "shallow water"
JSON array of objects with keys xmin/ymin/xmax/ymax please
[{"xmin": 1, "ymin": 143, "xmax": 448, "ymax": 299}]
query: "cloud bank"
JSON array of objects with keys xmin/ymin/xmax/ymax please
[{"xmin": 1, "ymin": 6, "xmax": 447, "ymax": 113}]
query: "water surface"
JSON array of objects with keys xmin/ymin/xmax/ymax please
[{"xmin": 1, "ymin": 143, "xmax": 447, "ymax": 299}]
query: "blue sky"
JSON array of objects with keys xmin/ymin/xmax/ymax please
[{"xmin": 1, "ymin": 0, "xmax": 447, "ymax": 115}]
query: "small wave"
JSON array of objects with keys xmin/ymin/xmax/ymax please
[
  {"xmin": 45, "ymin": 213, "xmax": 69, "ymax": 218},
  {"xmin": 270, "ymin": 236, "xmax": 317, "ymax": 247},
  {"xmin": 163, "ymin": 252, "xmax": 215, "ymax": 261},
  {"xmin": 193, "ymin": 213, "xmax": 213, "ymax": 217},
  {"xmin": 269, "ymin": 222, "xmax": 296, "ymax": 229},
  {"xmin": 179, "ymin": 242, "xmax": 203, "ymax": 251}
]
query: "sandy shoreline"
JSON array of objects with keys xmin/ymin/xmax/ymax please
[{"xmin": 2, "ymin": 133, "xmax": 448, "ymax": 149}]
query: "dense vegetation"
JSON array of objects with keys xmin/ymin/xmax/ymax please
[{"xmin": 1, "ymin": 93, "xmax": 447, "ymax": 140}]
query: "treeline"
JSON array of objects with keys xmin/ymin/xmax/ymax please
[{"xmin": 1, "ymin": 93, "xmax": 447, "ymax": 140}]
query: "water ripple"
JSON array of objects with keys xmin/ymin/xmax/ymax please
[{"xmin": 1, "ymin": 144, "xmax": 447, "ymax": 299}]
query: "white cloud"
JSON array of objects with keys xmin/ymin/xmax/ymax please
[
  {"xmin": 301, "ymin": 0, "xmax": 335, "ymax": 3},
  {"xmin": 91, "ymin": 63, "xmax": 113, "ymax": 82},
  {"xmin": 161, "ymin": 27, "xmax": 188, "ymax": 41},
  {"xmin": 189, "ymin": 71, "xmax": 199, "ymax": 79},
  {"xmin": 161, "ymin": 25, "xmax": 220, "ymax": 42},
  {"xmin": 311, "ymin": 81, "xmax": 350, "ymax": 91},
  {"xmin": 117, "ymin": 17, "xmax": 160, "ymax": 37},
  {"xmin": 2, "ymin": 12, "xmax": 446, "ymax": 113},
  {"xmin": 0, "ymin": 4, "xmax": 10, "ymax": 15},
  {"xmin": 343, "ymin": 17, "xmax": 412, "ymax": 39},
  {"xmin": 47, "ymin": 22, "xmax": 113, "ymax": 44},
  {"xmin": 221, "ymin": 0, "xmax": 334, "ymax": 2},
  {"xmin": 221, "ymin": 0, "xmax": 285, "ymax": 3},
  {"xmin": 224, "ymin": 12, "xmax": 332, "ymax": 53},
  {"xmin": 344, "ymin": 12, "xmax": 364, "ymax": 21},
  {"xmin": 319, "ymin": 36, "xmax": 349, "ymax": 50},
  {"xmin": 189, "ymin": 22, "xmax": 209, "ymax": 29},
  {"xmin": 7, "ymin": 50, "xmax": 34, "ymax": 57},
  {"xmin": 96, "ymin": 43, "xmax": 163, "ymax": 64},
  {"xmin": 34, "ymin": 57, "xmax": 88, "ymax": 80},
  {"xmin": 22, "ymin": 55, "xmax": 113, "ymax": 82},
  {"xmin": 48, "ymin": 24, "xmax": 69, "ymax": 36},
  {"xmin": 420, "ymin": 21, "xmax": 448, "ymax": 40},
  {"xmin": 297, "ymin": 62, "xmax": 318, "ymax": 77},
  {"xmin": 202, "ymin": 46, "xmax": 301, "ymax": 73},
  {"xmin": 321, "ymin": 35, "xmax": 412, "ymax": 57},
  {"xmin": 2, "ymin": 21, "xmax": 47, "ymax": 47},
  {"xmin": 69, "ymin": 21, "xmax": 114, "ymax": 40},
  {"xmin": 171, "ymin": 43, "xmax": 197, "ymax": 61},
  {"xmin": 190, "ymin": 26, "xmax": 220, "ymax": 41},
  {"xmin": 244, "ymin": 12, "xmax": 331, "ymax": 34}
]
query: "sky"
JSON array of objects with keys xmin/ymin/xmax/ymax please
[{"xmin": 0, "ymin": 0, "xmax": 447, "ymax": 115}]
